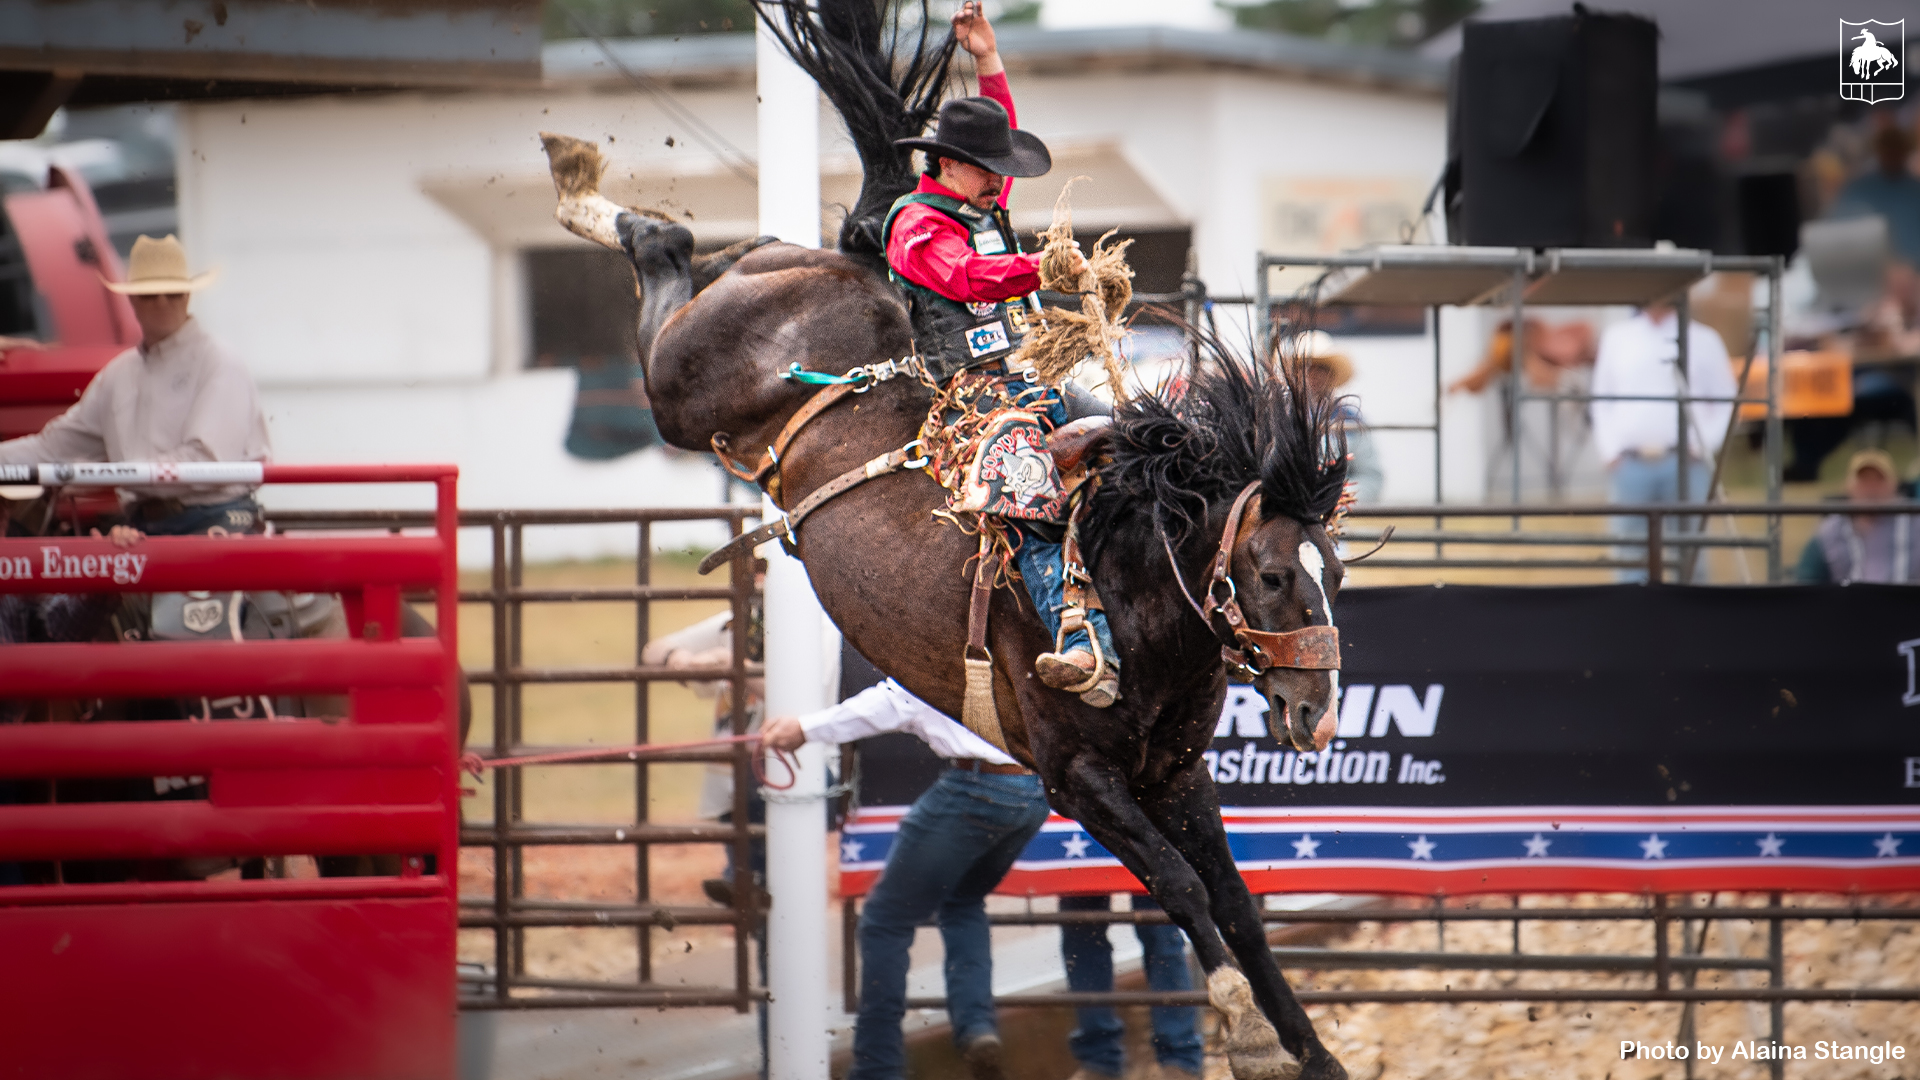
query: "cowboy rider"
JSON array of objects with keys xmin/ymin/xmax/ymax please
[{"xmin": 882, "ymin": 2, "xmax": 1119, "ymax": 708}]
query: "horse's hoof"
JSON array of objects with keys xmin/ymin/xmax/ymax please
[
  {"xmin": 1228, "ymin": 1053, "xmax": 1301, "ymax": 1080},
  {"xmin": 1206, "ymin": 968, "xmax": 1301, "ymax": 1080},
  {"xmin": 616, "ymin": 211, "xmax": 693, "ymax": 263}
]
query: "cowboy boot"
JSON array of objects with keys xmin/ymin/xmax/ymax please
[{"xmin": 1035, "ymin": 645, "xmax": 1120, "ymax": 709}]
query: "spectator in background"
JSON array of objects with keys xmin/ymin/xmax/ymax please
[
  {"xmin": 1297, "ymin": 331, "xmax": 1382, "ymax": 503},
  {"xmin": 0, "ymin": 235, "xmax": 270, "ymax": 537},
  {"xmin": 1056, "ymin": 891, "xmax": 1202, "ymax": 1080},
  {"xmin": 1447, "ymin": 317, "xmax": 1597, "ymax": 396},
  {"xmin": 1590, "ymin": 299, "xmax": 1738, "ymax": 581},
  {"xmin": 640, "ymin": 575, "xmax": 766, "ymax": 908},
  {"xmin": 1833, "ymin": 124, "xmax": 1920, "ymax": 266},
  {"xmin": 1796, "ymin": 449, "xmax": 1920, "ymax": 583}
]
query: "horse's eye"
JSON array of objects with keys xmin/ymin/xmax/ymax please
[{"xmin": 1260, "ymin": 572, "xmax": 1283, "ymax": 589}]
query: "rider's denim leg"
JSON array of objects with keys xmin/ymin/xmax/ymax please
[
  {"xmin": 1013, "ymin": 533, "xmax": 1117, "ymax": 664},
  {"xmin": 1000, "ymin": 376, "xmax": 1070, "ymax": 428},
  {"xmin": 849, "ymin": 769, "xmax": 1049, "ymax": 1080}
]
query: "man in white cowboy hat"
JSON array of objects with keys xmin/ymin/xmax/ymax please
[
  {"xmin": 1296, "ymin": 330, "xmax": 1383, "ymax": 503},
  {"xmin": 0, "ymin": 234, "xmax": 270, "ymax": 535}
]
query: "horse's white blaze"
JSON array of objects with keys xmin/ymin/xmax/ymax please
[{"xmin": 1297, "ymin": 540, "xmax": 1338, "ymax": 701}]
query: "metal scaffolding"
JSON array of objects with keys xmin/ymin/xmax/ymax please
[{"xmin": 1246, "ymin": 245, "xmax": 1788, "ymax": 575}]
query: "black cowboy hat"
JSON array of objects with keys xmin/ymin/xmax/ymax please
[{"xmin": 894, "ymin": 96, "xmax": 1052, "ymax": 178}]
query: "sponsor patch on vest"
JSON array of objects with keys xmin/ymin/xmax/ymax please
[
  {"xmin": 972, "ymin": 229, "xmax": 1008, "ymax": 255},
  {"xmin": 958, "ymin": 410, "xmax": 1066, "ymax": 521},
  {"xmin": 967, "ymin": 301, "xmax": 998, "ymax": 317},
  {"xmin": 1005, "ymin": 298, "xmax": 1030, "ymax": 335},
  {"xmin": 966, "ymin": 321, "xmax": 1010, "ymax": 358}
]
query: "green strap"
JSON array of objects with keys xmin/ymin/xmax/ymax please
[{"xmin": 780, "ymin": 363, "xmax": 860, "ymax": 386}]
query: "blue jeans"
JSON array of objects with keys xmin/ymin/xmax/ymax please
[
  {"xmin": 851, "ymin": 768, "xmax": 1050, "ymax": 1080},
  {"xmin": 1060, "ymin": 894, "xmax": 1203, "ymax": 1077},
  {"xmin": 1014, "ymin": 533, "xmax": 1117, "ymax": 665},
  {"xmin": 1608, "ymin": 452, "xmax": 1710, "ymax": 583},
  {"xmin": 138, "ymin": 496, "xmax": 262, "ymax": 537}
]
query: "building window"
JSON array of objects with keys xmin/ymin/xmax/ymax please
[{"xmin": 523, "ymin": 247, "xmax": 658, "ymax": 460}]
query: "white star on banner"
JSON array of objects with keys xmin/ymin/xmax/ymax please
[
  {"xmin": 1408, "ymin": 836, "xmax": 1435, "ymax": 860},
  {"xmin": 1523, "ymin": 833, "xmax": 1552, "ymax": 858},
  {"xmin": 1757, "ymin": 833, "xmax": 1784, "ymax": 857},
  {"xmin": 1292, "ymin": 834, "xmax": 1320, "ymax": 859},
  {"xmin": 1062, "ymin": 832, "xmax": 1091, "ymax": 859},
  {"xmin": 1640, "ymin": 834, "xmax": 1668, "ymax": 859},
  {"xmin": 1875, "ymin": 833, "xmax": 1904, "ymax": 858},
  {"xmin": 840, "ymin": 839, "xmax": 865, "ymax": 862}
]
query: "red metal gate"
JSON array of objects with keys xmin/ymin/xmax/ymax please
[{"xmin": 0, "ymin": 464, "xmax": 460, "ymax": 1080}]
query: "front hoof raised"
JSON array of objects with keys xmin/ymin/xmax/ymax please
[{"xmin": 1206, "ymin": 967, "xmax": 1301, "ymax": 1080}]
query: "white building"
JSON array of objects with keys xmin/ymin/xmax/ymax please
[{"xmin": 174, "ymin": 26, "xmax": 1475, "ymax": 558}]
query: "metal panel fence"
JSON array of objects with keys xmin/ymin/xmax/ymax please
[{"xmin": 268, "ymin": 505, "xmax": 766, "ymax": 1013}]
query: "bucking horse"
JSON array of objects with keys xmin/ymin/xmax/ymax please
[{"xmin": 542, "ymin": 3, "xmax": 1351, "ymax": 1076}]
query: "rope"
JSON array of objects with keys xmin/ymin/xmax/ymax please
[{"xmin": 459, "ymin": 733, "xmax": 799, "ymax": 790}]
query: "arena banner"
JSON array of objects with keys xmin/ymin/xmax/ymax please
[{"xmin": 838, "ymin": 585, "xmax": 1920, "ymax": 897}]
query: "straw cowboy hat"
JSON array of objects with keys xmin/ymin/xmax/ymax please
[
  {"xmin": 894, "ymin": 96, "xmax": 1052, "ymax": 178},
  {"xmin": 1292, "ymin": 330, "xmax": 1354, "ymax": 388},
  {"xmin": 1847, "ymin": 448, "xmax": 1899, "ymax": 483},
  {"xmin": 103, "ymin": 234, "xmax": 218, "ymax": 295}
]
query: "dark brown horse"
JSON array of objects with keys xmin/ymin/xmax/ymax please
[{"xmin": 542, "ymin": 4, "xmax": 1351, "ymax": 1076}]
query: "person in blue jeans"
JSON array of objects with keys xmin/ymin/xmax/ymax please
[
  {"xmin": 762, "ymin": 677, "xmax": 1050, "ymax": 1080},
  {"xmin": 1058, "ymin": 894, "xmax": 1203, "ymax": 1080}
]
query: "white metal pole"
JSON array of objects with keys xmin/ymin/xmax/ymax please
[{"xmin": 757, "ymin": 15, "xmax": 833, "ymax": 1080}]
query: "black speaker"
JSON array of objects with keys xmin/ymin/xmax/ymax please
[
  {"xmin": 1455, "ymin": 8, "xmax": 1659, "ymax": 248},
  {"xmin": 1736, "ymin": 172, "xmax": 1802, "ymax": 259}
]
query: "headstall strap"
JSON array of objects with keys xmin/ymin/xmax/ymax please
[{"xmin": 1199, "ymin": 480, "xmax": 1341, "ymax": 674}]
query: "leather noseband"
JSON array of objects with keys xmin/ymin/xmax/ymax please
[{"xmin": 1199, "ymin": 481, "xmax": 1341, "ymax": 674}]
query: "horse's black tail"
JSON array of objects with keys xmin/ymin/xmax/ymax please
[{"xmin": 749, "ymin": 0, "xmax": 957, "ymax": 275}]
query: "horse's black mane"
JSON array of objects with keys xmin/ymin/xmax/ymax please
[
  {"xmin": 1085, "ymin": 333, "xmax": 1349, "ymax": 565},
  {"xmin": 751, "ymin": 0, "xmax": 958, "ymax": 275}
]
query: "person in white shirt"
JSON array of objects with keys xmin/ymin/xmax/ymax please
[
  {"xmin": 763, "ymin": 678, "xmax": 1047, "ymax": 1080},
  {"xmin": 1589, "ymin": 300, "xmax": 1737, "ymax": 580},
  {"xmin": 0, "ymin": 235, "xmax": 271, "ymax": 536}
]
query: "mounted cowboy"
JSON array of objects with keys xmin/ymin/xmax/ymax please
[{"xmin": 882, "ymin": 2, "xmax": 1119, "ymax": 708}]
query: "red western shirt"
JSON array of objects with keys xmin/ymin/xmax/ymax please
[{"xmin": 884, "ymin": 71, "xmax": 1043, "ymax": 304}]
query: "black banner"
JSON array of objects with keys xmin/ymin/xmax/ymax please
[{"xmin": 842, "ymin": 586, "xmax": 1920, "ymax": 896}]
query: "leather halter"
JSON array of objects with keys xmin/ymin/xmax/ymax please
[{"xmin": 1198, "ymin": 481, "xmax": 1341, "ymax": 674}]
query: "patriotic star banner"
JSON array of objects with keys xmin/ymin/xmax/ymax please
[{"xmin": 839, "ymin": 585, "xmax": 1920, "ymax": 896}]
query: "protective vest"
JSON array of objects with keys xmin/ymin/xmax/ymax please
[
  {"xmin": 882, "ymin": 191, "xmax": 1036, "ymax": 383},
  {"xmin": 1815, "ymin": 512, "xmax": 1920, "ymax": 583}
]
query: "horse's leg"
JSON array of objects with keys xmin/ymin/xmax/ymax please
[
  {"xmin": 1046, "ymin": 755, "xmax": 1306, "ymax": 1080},
  {"xmin": 1138, "ymin": 762, "xmax": 1347, "ymax": 1080},
  {"xmin": 616, "ymin": 212, "xmax": 695, "ymax": 363}
]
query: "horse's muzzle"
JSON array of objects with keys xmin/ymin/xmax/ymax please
[{"xmin": 1260, "ymin": 669, "xmax": 1337, "ymax": 754}]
